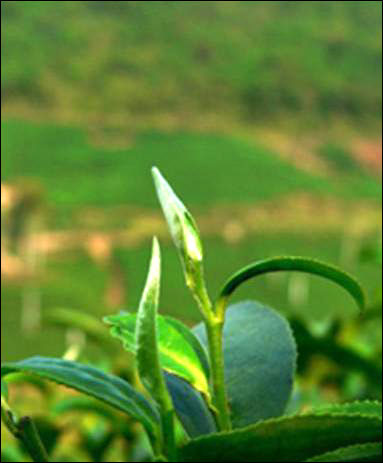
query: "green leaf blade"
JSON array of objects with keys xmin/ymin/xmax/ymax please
[
  {"xmin": 135, "ymin": 238, "xmax": 169, "ymax": 408},
  {"xmin": 105, "ymin": 313, "xmax": 211, "ymax": 399},
  {"xmin": 135, "ymin": 238, "xmax": 176, "ymax": 460},
  {"xmin": 219, "ymin": 257, "xmax": 365, "ymax": 312},
  {"xmin": 165, "ymin": 373, "xmax": 217, "ymax": 438},
  {"xmin": 313, "ymin": 401, "xmax": 382, "ymax": 419},
  {"xmin": 179, "ymin": 413, "xmax": 382, "ymax": 462},
  {"xmin": 1, "ymin": 357, "xmax": 159, "ymax": 436},
  {"xmin": 305, "ymin": 443, "xmax": 382, "ymax": 462},
  {"xmin": 194, "ymin": 301, "xmax": 297, "ymax": 428}
]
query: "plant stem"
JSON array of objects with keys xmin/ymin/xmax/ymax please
[
  {"xmin": 191, "ymin": 268, "xmax": 232, "ymax": 431},
  {"xmin": 206, "ymin": 316, "xmax": 232, "ymax": 431},
  {"xmin": 17, "ymin": 416, "xmax": 50, "ymax": 463},
  {"xmin": 161, "ymin": 409, "xmax": 177, "ymax": 462}
]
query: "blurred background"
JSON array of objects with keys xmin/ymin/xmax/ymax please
[
  {"xmin": 1, "ymin": 2, "xmax": 382, "ymax": 461},
  {"xmin": 1, "ymin": 0, "xmax": 382, "ymax": 393}
]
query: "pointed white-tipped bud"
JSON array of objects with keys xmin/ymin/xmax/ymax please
[
  {"xmin": 152, "ymin": 168, "xmax": 212, "ymax": 319},
  {"xmin": 152, "ymin": 167, "xmax": 203, "ymax": 267}
]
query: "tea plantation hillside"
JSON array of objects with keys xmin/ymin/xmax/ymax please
[{"xmin": 2, "ymin": 120, "xmax": 380, "ymax": 228}]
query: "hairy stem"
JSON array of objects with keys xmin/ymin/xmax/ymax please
[
  {"xmin": 189, "ymin": 264, "xmax": 232, "ymax": 430},
  {"xmin": 206, "ymin": 315, "xmax": 232, "ymax": 431},
  {"xmin": 161, "ymin": 409, "xmax": 177, "ymax": 462}
]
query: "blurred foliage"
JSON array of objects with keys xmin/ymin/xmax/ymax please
[
  {"xmin": 1, "ymin": 1, "xmax": 382, "ymax": 127},
  {"xmin": 317, "ymin": 143, "xmax": 361, "ymax": 173},
  {"xmin": 2, "ymin": 231, "xmax": 382, "ymax": 362}
]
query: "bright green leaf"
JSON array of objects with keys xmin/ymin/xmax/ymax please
[
  {"xmin": 218, "ymin": 257, "xmax": 365, "ymax": 313},
  {"xmin": 1, "ymin": 357, "xmax": 159, "ymax": 437},
  {"xmin": 179, "ymin": 413, "xmax": 382, "ymax": 462},
  {"xmin": 105, "ymin": 312, "xmax": 211, "ymax": 399},
  {"xmin": 305, "ymin": 443, "xmax": 382, "ymax": 462},
  {"xmin": 193, "ymin": 301, "xmax": 297, "ymax": 428},
  {"xmin": 105, "ymin": 306, "xmax": 216, "ymax": 438}
]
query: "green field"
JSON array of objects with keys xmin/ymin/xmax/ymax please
[{"xmin": 2, "ymin": 120, "xmax": 381, "ymax": 227}]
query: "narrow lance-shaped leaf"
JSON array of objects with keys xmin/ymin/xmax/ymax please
[
  {"xmin": 136, "ymin": 238, "xmax": 170, "ymax": 405},
  {"xmin": 135, "ymin": 237, "xmax": 176, "ymax": 460},
  {"xmin": 152, "ymin": 167, "xmax": 212, "ymax": 320},
  {"xmin": 1, "ymin": 357, "xmax": 159, "ymax": 438},
  {"xmin": 105, "ymin": 313, "xmax": 211, "ymax": 400},
  {"xmin": 218, "ymin": 257, "xmax": 365, "ymax": 317},
  {"xmin": 305, "ymin": 443, "xmax": 383, "ymax": 462}
]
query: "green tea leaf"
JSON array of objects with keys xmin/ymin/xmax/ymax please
[
  {"xmin": 165, "ymin": 316, "xmax": 211, "ymax": 382},
  {"xmin": 135, "ymin": 238, "xmax": 171, "ymax": 407},
  {"xmin": 105, "ymin": 312, "xmax": 210, "ymax": 399},
  {"xmin": 193, "ymin": 301, "xmax": 297, "ymax": 428},
  {"xmin": 165, "ymin": 373, "xmax": 217, "ymax": 438},
  {"xmin": 135, "ymin": 237, "xmax": 176, "ymax": 459},
  {"xmin": 219, "ymin": 257, "xmax": 365, "ymax": 313},
  {"xmin": 1, "ymin": 357, "xmax": 159, "ymax": 437},
  {"xmin": 179, "ymin": 413, "xmax": 382, "ymax": 462},
  {"xmin": 105, "ymin": 307, "xmax": 216, "ymax": 438},
  {"xmin": 305, "ymin": 443, "xmax": 382, "ymax": 462},
  {"xmin": 52, "ymin": 397, "xmax": 116, "ymax": 420},
  {"xmin": 313, "ymin": 401, "xmax": 382, "ymax": 419}
]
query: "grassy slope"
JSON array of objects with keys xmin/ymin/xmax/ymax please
[{"xmin": 1, "ymin": 120, "xmax": 380, "ymax": 228}]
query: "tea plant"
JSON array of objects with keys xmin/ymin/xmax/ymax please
[{"xmin": 2, "ymin": 168, "xmax": 382, "ymax": 462}]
